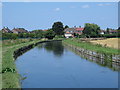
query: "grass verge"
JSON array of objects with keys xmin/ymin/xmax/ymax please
[
  {"xmin": 63, "ymin": 38, "xmax": 119, "ymax": 55},
  {"xmin": 2, "ymin": 39, "xmax": 41, "ymax": 88}
]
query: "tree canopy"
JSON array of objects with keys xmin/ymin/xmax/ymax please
[
  {"xmin": 44, "ymin": 29, "xmax": 55, "ymax": 39},
  {"xmin": 83, "ymin": 23, "xmax": 101, "ymax": 37},
  {"xmin": 64, "ymin": 25, "xmax": 69, "ymax": 29},
  {"xmin": 52, "ymin": 21, "xmax": 64, "ymax": 35}
]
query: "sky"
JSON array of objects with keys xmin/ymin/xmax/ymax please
[{"xmin": 2, "ymin": 2, "xmax": 118, "ymax": 31}]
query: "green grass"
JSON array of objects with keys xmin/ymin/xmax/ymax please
[
  {"xmin": 2, "ymin": 39, "xmax": 41, "ymax": 88},
  {"xmin": 63, "ymin": 38, "xmax": 119, "ymax": 55}
]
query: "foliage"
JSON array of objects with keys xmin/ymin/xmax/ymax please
[
  {"xmin": 118, "ymin": 27, "xmax": 120, "ymax": 37},
  {"xmin": 101, "ymin": 34, "xmax": 118, "ymax": 38},
  {"xmin": 44, "ymin": 29, "xmax": 55, "ymax": 39},
  {"xmin": 2, "ymin": 33, "xmax": 18, "ymax": 40},
  {"xmin": 106, "ymin": 28, "xmax": 110, "ymax": 34},
  {"xmin": 64, "ymin": 25, "xmax": 69, "ymax": 29},
  {"xmin": 83, "ymin": 23, "xmax": 101, "ymax": 37},
  {"xmin": 52, "ymin": 21, "xmax": 64, "ymax": 35},
  {"xmin": 2, "ymin": 30, "xmax": 45, "ymax": 40}
]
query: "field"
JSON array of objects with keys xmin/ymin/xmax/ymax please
[{"xmin": 90, "ymin": 38, "xmax": 119, "ymax": 49}]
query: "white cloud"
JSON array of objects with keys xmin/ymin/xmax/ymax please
[
  {"xmin": 81, "ymin": 5, "xmax": 90, "ymax": 8},
  {"xmin": 98, "ymin": 4, "xmax": 104, "ymax": 6},
  {"xmin": 54, "ymin": 8, "xmax": 60, "ymax": 11},
  {"xmin": 98, "ymin": 3, "xmax": 111, "ymax": 6}
]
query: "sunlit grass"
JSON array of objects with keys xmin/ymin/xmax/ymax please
[
  {"xmin": 2, "ymin": 39, "xmax": 40, "ymax": 88},
  {"xmin": 64, "ymin": 38, "xmax": 119, "ymax": 55}
]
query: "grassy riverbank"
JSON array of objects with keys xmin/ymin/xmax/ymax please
[
  {"xmin": 63, "ymin": 38, "xmax": 119, "ymax": 55},
  {"xmin": 2, "ymin": 39, "xmax": 41, "ymax": 88}
]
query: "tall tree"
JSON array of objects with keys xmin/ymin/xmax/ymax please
[
  {"xmin": 118, "ymin": 27, "xmax": 120, "ymax": 37},
  {"xmin": 106, "ymin": 28, "xmax": 110, "ymax": 34},
  {"xmin": 83, "ymin": 23, "xmax": 100, "ymax": 37},
  {"xmin": 64, "ymin": 25, "xmax": 69, "ymax": 29},
  {"xmin": 52, "ymin": 21, "xmax": 64, "ymax": 35}
]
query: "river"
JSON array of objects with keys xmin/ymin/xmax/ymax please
[{"xmin": 15, "ymin": 41, "xmax": 118, "ymax": 88}]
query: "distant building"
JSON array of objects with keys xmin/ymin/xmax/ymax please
[
  {"xmin": 64, "ymin": 28, "xmax": 76, "ymax": 38},
  {"xmin": 100, "ymin": 30, "xmax": 106, "ymax": 35},
  {"xmin": 42, "ymin": 29, "xmax": 48, "ymax": 32},
  {"xmin": 64, "ymin": 27, "xmax": 84, "ymax": 38},
  {"xmin": 109, "ymin": 30, "xmax": 117, "ymax": 34},
  {"xmin": 12, "ymin": 28, "xmax": 28, "ymax": 34},
  {"xmin": 2, "ymin": 27, "xmax": 13, "ymax": 33},
  {"xmin": 76, "ymin": 27, "xmax": 84, "ymax": 35}
]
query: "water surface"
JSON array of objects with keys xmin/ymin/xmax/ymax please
[{"xmin": 16, "ymin": 41, "xmax": 118, "ymax": 88}]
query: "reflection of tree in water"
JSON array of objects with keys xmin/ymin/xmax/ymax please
[
  {"xmin": 37, "ymin": 43, "xmax": 45, "ymax": 50},
  {"xmin": 37, "ymin": 41, "xmax": 64, "ymax": 57},
  {"xmin": 44, "ymin": 41, "xmax": 64, "ymax": 57}
]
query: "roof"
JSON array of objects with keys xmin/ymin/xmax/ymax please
[
  {"xmin": 2, "ymin": 28, "xmax": 13, "ymax": 33},
  {"xmin": 64, "ymin": 28, "xmax": 76, "ymax": 32},
  {"xmin": 76, "ymin": 28, "xmax": 84, "ymax": 31},
  {"xmin": 12, "ymin": 28, "xmax": 28, "ymax": 33},
  {"xmin": 109, "ymin": 30, "xmax": 117, "ymax": 32},
  {"xmin": 42, "ymin": 30, "xmax": 48, "ymax": 31}
]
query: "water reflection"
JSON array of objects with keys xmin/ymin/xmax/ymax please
[
  {"xmin": 37, "ymin": 41, "xmax": 64, "ymax": 57},
  {"xmin": 64, "ymin": 45, "xmax": 120, "ymax": 71},
  {"xmin": 16, "ymin": 41, "xmax": 118, "ymax": 88}
]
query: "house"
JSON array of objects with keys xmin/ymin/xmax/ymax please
[
  {"xmin": 42, "ymin": 29, "xmax": 48, "ymax": 32},
  {"xmin": 100, "ymin": 30, "xmax": 106, "ymax": 35},
  {"xmin": 64, "ymin": 27, "xmax": 84, "ymax": 38},
  {"xmin": 64, "ymin": 28, "xmax": 76, "ymax": 38},
  {"xmin": 109, "ymin": 30, "xmax": 117, "ymax": 34},
  {"xmin": 12, "ymin": 28, "xmax": 28, "ymax": 34},
  {"xmin": 2, "ymin": 27, "xmax": 13, "ymax": 33},
  {"xmin": 76, "ymin": 27, "xmax": 84, "ymax": 35}
]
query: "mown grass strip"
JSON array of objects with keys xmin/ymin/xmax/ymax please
[
  {"xmin": 2, "ymin": 39, "xmax": 41, "ymax": 88},
  {"xmin": 63, "ymin": 39, "xmax": 119, "ymax": 55}
]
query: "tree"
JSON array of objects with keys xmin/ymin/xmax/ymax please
[
  {"xmin": 83, "ymin": 23, "xmax": 101, "ymax": 38},
  {"xmin": 64, "ymin": 25, "xmax": 69, "ymax": 29},
  {"xmin": 44, "ymin": 29, "xmax": 55, "ymax": 39},
  {"xmin": 52, "ymin": 21, "xmax": 64, "ymax": 35},
  {"xmin": 118, "ymin": 27, "xmax": 120, "ymax": 37},
  {"xmin": 106, "ymin": 28, "xmax": 110, "ymax": 34}
]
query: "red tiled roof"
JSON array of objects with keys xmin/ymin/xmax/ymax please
[
  {"xmin": 76, "ymin": 28, "xmax": 84, "ymax": 31},
  {"xmin": 42, "ymin": 30, "xmax": 48, "ymax": 31},
  {"xmin": 109, "ymin": 30, "xmax": 117, "ymax": 32}
]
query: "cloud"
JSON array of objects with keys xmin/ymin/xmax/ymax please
[
  {"xmin": 98, "ymin": 4, "xmax": 104, "ymax": 6},
  {"xmin": 97, "ymin": 3, "xmax": 111, "ymax": 6},
  {"xmin": 81, "ymin": 5, "xmax": 90, "ymax": 8},
  {"xmin": 54, "ymin": 8, "xmax": 60, "ymax": 11}
]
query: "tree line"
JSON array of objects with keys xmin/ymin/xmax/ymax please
[{"xmin": 1, "ymin": 21, "xmax": 120, "ymax": 40}]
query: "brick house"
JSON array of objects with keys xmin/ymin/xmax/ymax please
[
  {"xmin": 64, "ymin": 27, "xmax": 84, "ymax": 38},
  {"xmin": 12, "ymin": 28, "xmax": 28, "ymax": 34},
  {"xmin": 2, "ymin": 27, "xmax": 13, "ymax": 33}
]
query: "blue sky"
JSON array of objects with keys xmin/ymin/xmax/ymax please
[{"xmin": 2, "ymin": 2, "xmax": 118, "ymax": 31}]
